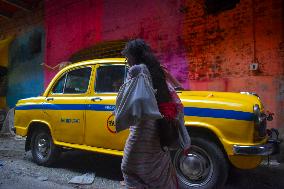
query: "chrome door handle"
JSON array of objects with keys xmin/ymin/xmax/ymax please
[
  {"xmin": 46, "ymin": 97, "xmax": 54, "ymax": 101},
  {"xmin": 91, "ymin": 97, "xmax": 102, "ymax": 102}
]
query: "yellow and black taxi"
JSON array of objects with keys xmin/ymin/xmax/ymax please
[{"xmin": 14, "ymin": 58, "xmax": 280, "ymax": 189}]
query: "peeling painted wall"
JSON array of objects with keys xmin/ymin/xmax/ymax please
[
  {"xmin": 183, "ymin": 0, "xmax": 284, "ymax": 129},
  {"xmin": 44, "ymin": 0, "xmax": 189, "ymax": 88},
  {"xmin": 101, "ymin": 0, "xmax": 190, "ymax": 88},
  {"xmin": 7, "ymin": 27, "xmax": 45, "ymax": 108},
  {"xmin": 183, "ymin": 0, "xmax": 283, "ymax": 80},
  {"xmin": 44, "ymin": 0, "xmax": 283, "ymax": 128},
  {"xmin": 44, "ymin": 0, "xmax": 103, "ymax": 86}
]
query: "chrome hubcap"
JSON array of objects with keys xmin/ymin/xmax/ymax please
[
  {"xmin": 36, "ymin": 135, "xmax": 50, "ymax": 159},
  {"xmin": 174, "ymin": 146, "xmax": 213, "ymax": 187},
  {"xmin": 180, "ymin": 153, "xmax": 210, "ymax": 180}
]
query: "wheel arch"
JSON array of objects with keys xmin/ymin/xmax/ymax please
[
  {"xmin": 25, "ymin": 121, "xmax": 52, "ymax": 152},
  {"xmin": 186, "ymin": 125, "xmax": 229, "ymax": 160}
]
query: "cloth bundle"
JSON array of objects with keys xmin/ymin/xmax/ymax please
[{"xmin": 114, "ymin": 64, "xmax": 162, "ymax": 132}]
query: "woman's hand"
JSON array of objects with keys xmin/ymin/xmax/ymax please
[{"xmin": 183, "ymin": 147, "xmax": 190, "ymax": 156}]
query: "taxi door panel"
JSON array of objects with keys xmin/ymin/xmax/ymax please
[
  {"xmin": 44, "ymin": 96, "xmax": 85, "ymax": 144},
  {"xmin": 85, "ymin": 64, "xmax": 129, "ymax": 150},
  {"xmin": 44, "ymin": 66, "xmax": 92, "ymax": 144}
]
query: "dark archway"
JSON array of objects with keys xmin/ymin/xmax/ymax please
[{"xmin": 69, "ymin": 40, "xmax": 127, "ymax": 63}]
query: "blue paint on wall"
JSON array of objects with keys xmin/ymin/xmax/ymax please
[{"xmin": 7, "ymin": 27, "xmax": 45, "ymax": 108}]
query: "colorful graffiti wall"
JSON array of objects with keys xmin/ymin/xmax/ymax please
[
  {"xmin": 7, "ymin": 27, "xmax": 45, "ymax": 108},
  {"xmin": 44, "ymin": 0, "xmax": 283, "ymax": 128}
]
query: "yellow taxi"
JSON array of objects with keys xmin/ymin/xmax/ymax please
[{"xmin": 14, "ymin": 58, "xmax": 280, "ymax": 189}]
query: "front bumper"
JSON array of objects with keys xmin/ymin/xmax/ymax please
[
  {"xmin": 233, "ymin": 129, "xmax": 281, "ymax": 156},
  {"xmin": 233, "ymin": 139, "xmax": 281, "ymax": 156}
]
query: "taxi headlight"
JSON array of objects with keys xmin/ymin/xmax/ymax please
[
  {"xmin": 253, "ymin": 104, "xmax": 261, "ymax": 124},
  {"xmin": 253, "ymin": 104, "xmax": 260, "ymax": 115},
  {"xmin": 253, "ymin": 104, "xmax": 267, "ymax": 137}
]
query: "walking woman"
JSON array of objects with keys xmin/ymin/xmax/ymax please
[{"xmin": 115, "ymin": 39, "xmax": 190, "ymax": 189}]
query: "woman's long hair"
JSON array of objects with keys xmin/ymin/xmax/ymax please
[{"xmin": 122, "ymin": 39, "xmax": 171, "ymax": 103}]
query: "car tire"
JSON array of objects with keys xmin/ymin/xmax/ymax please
[
  {"xmin": 31, "ymin": 128, "xmax": 61, "ymax": 166},
  {"xmin": 172, "ymin": 137, "xmax": 228, "ymax": 189}
]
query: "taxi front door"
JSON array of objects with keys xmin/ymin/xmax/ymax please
[{"xmin": 45, "ymin": 67, "xmax": 92, "ymax": 145}]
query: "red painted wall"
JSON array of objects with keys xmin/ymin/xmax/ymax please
[
  {"xmin": 44, "ymin": 0, "xmax": 283, "ymax": 129},
  {"xmin": 45, "ymin": 0, "xmax": 189, "ymax": 88},
  {"xmin": 44, "ymin": 0, "xmax": 103, "ymax": 85},
  {"xmin": 182, "ymin": 0, "xmax": 284, "ymax": 129}
]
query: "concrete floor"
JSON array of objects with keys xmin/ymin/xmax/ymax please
[{"xmin": 1, "ymin": 134, "xmax": 284, "ymax": 189}]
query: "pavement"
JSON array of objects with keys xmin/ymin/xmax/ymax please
[
  {"xmin": 0, "ymin": 134, "xmax": 123, "ymax": 189},
  {"xmin": 1, "ymin": 134, "xmax": 284, "ymax": 189},
  {"xmin": 1, "ymin": 177, "xmax": 72, "ymax": 189}
]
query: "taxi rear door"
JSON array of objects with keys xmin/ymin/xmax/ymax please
[{"xmin": 85, "ymin": 64, "xmax": 129, "ymax": 150}]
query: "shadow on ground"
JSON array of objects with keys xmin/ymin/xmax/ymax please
[
  {"xmin": 50, "ymin": 150, "xmax": 123, "ymax": 181},
  {"xmin": 226, "ymin": 162, "xmax": 284, "ymax": 189}
]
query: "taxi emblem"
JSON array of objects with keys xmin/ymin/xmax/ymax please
[{"xmin": 106, "ymin": 114, "xmax": 116, "ymax": 133}]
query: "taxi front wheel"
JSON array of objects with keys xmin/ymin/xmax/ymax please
[
  {"xmin": 31, "ymin": 128, "xmax": 61, "ymax": 166},
  {"xmin": 172, "ymin": 137, "xmax": 229, "ymax": 189}
]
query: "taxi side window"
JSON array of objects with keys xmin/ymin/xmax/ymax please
[
  {"xmin": 52, "ymin": 74, "xmax": 66, "ymax": 93},
  {"xmin": 64, "ymin": 67, "xmax": 91, "ymax": 94},
  {"xmin": 52, "ymin": 67, "xmax": 91, "ymax": 94},
  {"xmin": 95, "ymin": 65, "xmax": 126, "ymax": 93}
]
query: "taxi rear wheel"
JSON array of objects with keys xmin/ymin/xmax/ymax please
[
  {"xmin": 173, "ymin": 137, "xmax": 228, "ymax": 189},
  {"xmin": 31, "ymin": 128, "xmax": 61, "ymax": 166}
]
